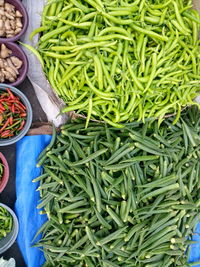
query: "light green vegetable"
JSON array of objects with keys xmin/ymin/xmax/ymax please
[{"xmin": 30, "ymin": 0, "xmax": 200, "ymax": 127}]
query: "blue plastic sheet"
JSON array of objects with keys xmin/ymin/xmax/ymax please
[
  {"xmin": 15, "ymin": 135, "xmax": 51, "ymax": 267},
  {"xmin": 188, "ymin": 223, "xmax": 200, "ymax": 266},
  {"xmin": 14, "ymin": 135, "xmax": 200, "ymax": 267}
]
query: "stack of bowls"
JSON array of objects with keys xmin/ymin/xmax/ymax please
[
  {"xmin": 0, "ymin": 0, "xmax": 29, "ymax": 86},
  {"xmin": 0, "ymin": 0, "xmax": 32, "ymax": 146},
  {"xmin": 0, "ymin": 1, "xmax": 30, "ymax": 255}
]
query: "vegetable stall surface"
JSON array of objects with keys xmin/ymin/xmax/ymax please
[
  {"xmin": 31, "ymin": 0, "xmax": 200, "ymax": 127},
  {"xmin": 0, "ymin": 160, "xmax": 3, "ymax": 181},
  {"xmin": 34, "ymin": 106, "xmax": 200, "ymax": 267},
  {"xmin": 0, "ymin": 0, "xmax": 23, "ymax": 38},
  {"xmin": 0, "ymin": 206, "xmax": 13, "ymax": 240},
  {"xmin": 0, "ymin": 43, "xmax": 23, "ymax": 83},
  {"xmin": 0, "ymin": 87, "xmax": 27, "ymax": 138}
]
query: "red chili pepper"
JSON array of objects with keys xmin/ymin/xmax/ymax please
[
  {"xmin": 0, "ymin": 103, "xmax": 5, "ymax": 111},
  {"xmin": 7, "ymin": 88, "xmax": 15, "ymax": 100},
  {"xmin": 14, "ymin": 102, "xmax": 26, "ymax": 112},
  {"xmin": 0, "ymin": 97, "xmax": 9, "ymax": 100},
  {"xmin": 1, "ymin": 129, "xmax": 10, "ymax": 135},
  {"xmin": 8, "ymin": 133, "xmax": 14, "ymax": 137},
  {"xmin": 1, "ymin": 99, "xmax": 13, "ymax": 103},
  {"xmin": 9, "ymin": 116, "xmax": 13, "ymax": 125},
  {"xmin": 0, "ymin": 89, "xmax": 27, "ymax": 139},
  {"xmin": 0, "ymin": 95, "xmax": 8, "ymax": 100},
  {"xmin": 16, "ymin": 101, "xmax": 26, "ymax": 110},
  {"xmin": 0, "ymin": 118, "xmax": 10, "ymax": 133},
  {"xmin": 11, "ymin": 104, "xmax": 15, "ymax": 113},
  {"xmin": 20, "ymin": 113, "xmax": 27, "ymax": 118},
  {"xmin": 18, "ymin": 120, "xmax": 25, "ymax": 131},
  {"xmin": 1, "ymin": 130, "xmax": 11, "ymax": 138}
]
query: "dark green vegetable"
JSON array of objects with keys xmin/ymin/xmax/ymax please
[
  {"xmin": 30, "ymin": 0, "xmax": 200, "ymax": 127},
  {"xmin": 34, "ymin": 106, "xmax": 200, "ymax": 267},
  {"xmin": 0, "ymin": 206, "xmax": 13, "ymax": 240}
]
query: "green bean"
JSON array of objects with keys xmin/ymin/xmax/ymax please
[
  {"xmin": 96, "ymin": 227, "xmax": 127, "ymax": 246},
  {"xmin": 173, "ymin": 1, "xmax": 190, "ymax": 34},
  {"xmin": 106, "ymin": 145, "xmax": 135, "ymax": 165},
  {"xmin": 145, "ymin": 53, "xmax": 157, "ymax": 92},
  {"xmin": 94, "ymin": 55, "xmax": 103, "ymax": 90},
  {"xmin": 20, "ymin": 42, "xmax": 44, "ymax": 68},
  {"xmin": 131, "ymin": 24, "xmax": 168, "ymax": 42},
  {"xmin": 30, "ymin": 26, "xmax": 50, "ymax": 41},
  {"xmin": 127, "ymin": 58, "xmax": 144, "ymax": 91},
  {"xmin": 106, "ymin": 206, "xmax": 124, "ymax": 227},
  {"xmin": 71, "ymin": 148, "xmax": 108, "ymax": 166},
  {"xmin": 40, "ymin": 25, "xmax": 71, "ymax": 42},
  {"xmin": 44, "ymin": 167, "xmax": 64, "ymax": 185},
  {"xmin": 58, "ymin": 200, "xmax": 88, "ymax": 213},
  {"xmin": 140, "ymin": 183, "xmax": 180, "ymax": 201}
]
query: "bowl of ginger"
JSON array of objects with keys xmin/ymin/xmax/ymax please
[
  {"xmin": 0, "ymin": 0, "xmax": 28, "ymax": 42},
  {"xmin": 0, "ymin": 42, "xmax": 28, "ymax": 86}
]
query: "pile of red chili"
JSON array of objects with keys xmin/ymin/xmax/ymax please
[{"xmin": 0, "ymin": 88, "xmax": 26, "ymax": 138}]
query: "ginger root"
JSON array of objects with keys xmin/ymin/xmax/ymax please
[
  {"xmin": 0, "ymin": 44, "xmax": 23, "ymax": 83},
  {"xmin": 0, "ymin": 1, "xmax": 23, "ymax": 38}
]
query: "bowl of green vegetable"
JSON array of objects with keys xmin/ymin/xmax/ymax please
[
  {"xmin": 0, "ymin": 203, "xmax": 19, "ymax": 254},
  {"xmin": 0, "ymin": 152, "xmax": 9, "ymax": 193}
]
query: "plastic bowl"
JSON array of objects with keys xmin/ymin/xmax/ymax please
[
  {"xmin": 0, "ymin": 84, "xmax": 33, "ymax": 146},
  {"xmin": 0, "ymin": 42, "xmax": 29, "ymax": 86},
  {"xmin": 0, "ymin": 203, "xmax": 19, "ymax": 255},
  {"xmin": 0, "ymin": 152, "xmax": 9, "ymax": 193},
  {"xmin": 0, "ymin": 0, "xmax": 29, "ymax": 42}
]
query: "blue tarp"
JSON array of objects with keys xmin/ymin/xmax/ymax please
[
  {"xmin": 188, "ymin": 225, "xmax": 200, "ymax": 265},
  {"xmin": 14, "ymin": 135, "xmax": 200, "ymax": 267},
  {"xmin": 15, "ymin": 135, "xmax": 51, "ymax": 267}
]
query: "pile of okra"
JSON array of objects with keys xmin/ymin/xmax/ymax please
[
  {"xmin": 34, "ymin": 106, "xmax": 200, "ymax": 267},
  {"xmin": 0, "ymin": 206, "xmax": 13, "ymax": 240}
]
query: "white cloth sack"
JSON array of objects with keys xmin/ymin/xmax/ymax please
[
  {"xmin": 0, "ymin": 258, "xmax": 16, "ymax": 267},
  {"xmin": 21, "ymin": 0, "xmax": 68, "ymax": 127}
]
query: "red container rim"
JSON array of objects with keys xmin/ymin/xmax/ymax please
[{"xmin": 0, "ymin": 152, "xmax": 9, "ymax": 193}]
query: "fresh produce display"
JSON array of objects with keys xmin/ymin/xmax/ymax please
[
  {"xmin": 0, "ymin": 206, "xmax": 13, "ymax": 240},
  {"xmin": 0, "ymin": 87, "xmax": 27, "ymax": 138},
  {"xmin": 34, "ymin": 106, "xmax": 200, "ymax": 267},
  {"xmin": 0, "ymin": 44, "xmax": 23, "ymax": 83},
  {"xmin": 0, "ymin": 160, "xmax": 3, "ymax": 181},
  {"xmin": 0, "ymin": 0, "xmax": 23, "ymax": 38},
  {"xmin": 32, "ymin": 0, "xmax": 200, "ymax": 127}
]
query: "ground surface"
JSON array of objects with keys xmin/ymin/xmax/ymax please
[{"xmin": 0, "ymin": 78, "xmax": 47, "ymax": 267}]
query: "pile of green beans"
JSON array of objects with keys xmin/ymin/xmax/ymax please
[
  {"xmin": 31, "ymin": 0, "xmax": 200, "ymax": 127},
  {"xmin": 34, "ymin": 106, "xmax": 200, "ymax": 267},
  {"xmin": 0, "ymin": 206, "xmax": 13, "ymax": 240}
]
